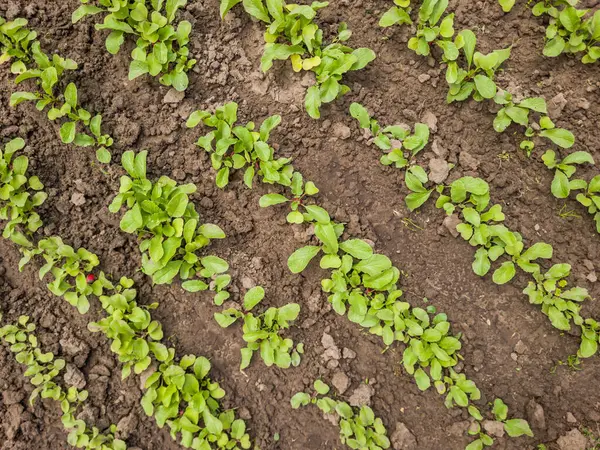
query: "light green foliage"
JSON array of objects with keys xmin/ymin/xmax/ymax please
[
  {"xmin": 531, "ymin": 0, "xmax": 600, "ymax": 63},
  {"xmin": 19, "ymin": 236, "xmax": 99, "ymax": 314},
  {"xmin": 72, "ymin": 0, "xmax": 196, "ymax": 90},
  {"xmin": 0, "ymin": 315, "xmax": 126, "ymax": 449},
  {"xmin": 141, "ymin": 354, "xmax": 252, "ymax": 448},
  {"xmin": 494, "ymin": 91, "xmax": 574, "ymax": 155},
  {"xmin": 109, "ymin": 151, "xmax": 231, "ymax": 300},
  {"xmin": 349, "ymin": 102, "xmax": 430, "ymax": 169},
  {"xmin": 0, "ymin": 138, "xmax": 46, "ymax": 246},
  {"xmin": 88, "ymin": 275, "xmax": 167, "ymax": 378},
  {"xmin": 523, "ymin": 264, "xmax": 598, "ymax": 357},
  {"xmin": 497, "ymin": 0, "xmax": 516, "ymax": 13},
  {"xmin": 14, "ymin": 235, "xmax": 251, "ymax": 449},
  {"xmin": 465, "ymin": 398, "xmax": 532, "ymax": 449},
  {"xmin": 189, "ymin": 105, "xmax": 532, "ymax": 442},
  {"xmin": 434, "ymin": 176, "xmax": 599, "ymax": 357},
  {"xmin": 349, "ymin": 102, "xmax": 433, "ymax": 211},
  {"xmin": 542, "ymin": 150, "xmax": 600, "ymax": 233},
  {"xmin": 0, "ymin": 18, "xmax": 114, "ymax": 162},
  {"xmin": 214, "ymin": 286, "xmax": 303, "ymax": 369},
  {"xmin": 0, "ymin": 17, "xmax": 38, "ymax": 70},
  {"xmin": 221, "ymin": 0, "xmax": 375, "ymax": 118},
  {"xmin": 291, "ymin": 380, "xmax": 391, "ymax": 450},
  {"xmin": 187, "ymin": 103, "xmax": 293, "ymax": 189},
  {"xmin": 380, "ymin": 0, "xmax": 511, "ymax": 103}
]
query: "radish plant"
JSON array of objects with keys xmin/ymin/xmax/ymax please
[
  {"xmin": 109, "ymin": 151, "xmax": 231, "ymax": 301},
  {"xmin": 0, "ymin": 315, "xmax": 127, "ymax": 450},
  {"xmin": 433, "ymin": 176, "xmax": 600, "ymax": 357},
  {"xmin": 530, "ymin": 1, "xmax": 600, "ymax": 63},
  {"xmin": 72, "ymin": 0, "xmax": 196, "ymax": 91},
  {"xmin": 542, "ymin": 150, "xmax": 600, "ymax": 233},
  {"xmin": 220, "ymin": 0, "xmax": 375, "ymax": 118},
  {"xmin": 187, "ymin": 102, "xmax": 293, "ymax": 189},
  {"xmin": 190, "ymin": 105, "xmax": 539, "ymax": 446},
  {"xmin": 214, "ymin": 286, "xmax": 303, "ymax": 370},
  {"xmin": 19, "ymin": 236, "xmax": 100, "ymax": 315},
  {"xmin": 350, "ymin": 102, "xmax": 433, "ymax": 211},
  {"xmin": 14, "ymin": 233, "xmax": 252, "ymax": 448},
  {"xmin": 291, "ymin": 380, "xmax": 391, "ymax": 449},
  {"xmin": 0, "ymin": 138, "xmax": 47, "ymax": 247},
  {"xmin": 1, "ymin": 18, "xmax": 114, "ymax": 163}
]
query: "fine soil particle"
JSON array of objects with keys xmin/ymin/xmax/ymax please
[{"xmin": 1, "ymin": 1, "xmax": 600, "ymax": 450}]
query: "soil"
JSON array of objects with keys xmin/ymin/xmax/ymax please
[{"xmin": 1, "ymin": 0, "xmax": 600, "ymax": 449}]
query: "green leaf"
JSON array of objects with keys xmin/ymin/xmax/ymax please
[
  {"xmin": 493, "ymin": 398, "xmax": 508, "ymax": 421},
  {"xmin": 288, "ymin": 246, "xmax": 321, "ymax": 273},
  {"xmin": 414, "ymin": 368, "xmax": 430, "ymax": 391},
  {"xmin": 166, "ymin": 192, "xmax": 189, "ymax": 217},
  {"xmin": 120, "ymin": 204, "xmax": 143, "ymax": 233},
  {"xmin": 543, "ymin": 36, "xmax": 566, "ymax": 57},
  {"xmin": 221, "ymin": 0, "xmax": 243, "ymax": 17},
  {"xmin": 182, "ymin": 280, "xmax": 209, "ymax": 292},
  {"xmin": 539, "ymin": 128, "xmax": 575, "ymax": 148},
  {"xmin": 498, "ymin": 0, "xmax": 515, "ymax": 12},
  {"xmin": 290, "ymin": 392, "xmax": 310, "ymax": 409},
  {"xmin": 128, "ymin": 61, "xmax": 149, "ymax": 80},
  {"xmin": 519, "ymin": 97, "xmax": 547, "ymax": 113},
  {"xmin": 96, "ymin": 148, "xmax": 111, "ymax": 163},
  {"xmin": 579, "ymin": 336, "xmax": 598, "ymax": 358},
  {"xmin": 474, "ymin": 74, "xmax": 496, "ymax": 99},
  {"xmin": 305, "ymin": 85, "xmax": 322, "ymax": 119},
  {"xmin": 492, "ymin": 261, "xmax": 516, "ymax": 285},
  {"xmin": 406, "ymin": 190, "xmax": 433, "ymax": 211},
  {"xmin": 465, "ymin": 439, "xmax": 484, "ymax": 450},
  {"xmin": 59, "ymin": 122, "xmax": 76, "ymax": 144},
  {"xmin": 243, "ymin": 0, "xmax": 270, "ymax": 22},
  {"xmin": 72, "ymin": 4, "xmax": 103, "ymax": 23},
  {"xmin": 349, "ymin": 102, "xmax": 371, "ymax": 128},
  {"xmin": 504, "ymin": 419, "xmax": 533, "ymax": 437},
  {"xmin": 259, "ymin": 193, "xmax": 288, "ymax": 207},
  {"xmin": 340, "ymin": 239, "xmax": 373, "ymax": 259},
  {"xmin": 314, "ymin": 223, "xmax": 338, "ymax": 253},
  {"xmin": 314, "ymin": 379, "xmax": 330, "ymax": 395},
  {"xmin": 172, "ymin": 72, "xmax": 189, "ymax": 92},
  {"xmin": 304, "ymin": 205, "xmax": 330, "ymax": 224},
  {"xmin": 379, "ymin": 6, "xmax": 412, "ymax": 27},
  {"xmin": 106, "ymin": 31, "xmax": 125, "ymax": 54},
  {"xmin": 244, "ymin": 286, "xmax": 265, "ymax": 311},
  {"xmin": 559, "ymin": 6, "xmax": 580, "ymax": 32},
  {"xmin": 551, "ymin": 171, "xmax": 570, "ymax": 199},
  {"xmin": 562, "ymin": 151, "xmax": 594, "ymax": 165},
  {"xmin": 459, "ymin": 30, "xmax": 477, "ymax": 68},
  {"xmin": 350, "ymin": 48, "xmax": 376, "ymax": 70}
]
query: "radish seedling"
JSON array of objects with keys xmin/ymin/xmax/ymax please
[
  {"xmin": 291, "ymin": 380, "xmax": 391, "ymax": 449},
  {"xmin": 530, "ymin": 0, "xmax": 600, "ymax": 63},
  {"xmin": 0, "ymin": 315, "xmax": 127, "ymax": 450},
  {"xmin": 542, "ymin": 150, "xmax": 600, "ymax": 233},
  {"xmin": 1, "ymin": 18, "xmax": 114, "ymax": 162},
  {"xmin": 215, "ymin": 286, "xmax": 303, "ymax": 370},
  {"xmin": 187, "ymin": 103, "xmax": 293, "ymax": 189},
  {"xmin": 0, "ymin": 138, "xmax": 46, "ymax": 247},
  {"xmin": 110, "ymin": 151, "xmax": 231, "ymax": 301},
  {"xmin": 221, "ymin": 0, "xmax": 375, "ymax": 118},
  {"xmin": 72, "ymin": 0, "xmax": 196, "ymax": 91}
]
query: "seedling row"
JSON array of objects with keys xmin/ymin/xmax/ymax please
[{"xmin": 1, "ymin": 0, "xmax": 598, "ymax": 449}]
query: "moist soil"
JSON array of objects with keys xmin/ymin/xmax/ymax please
[{"xmin": 1, "ymin": 0, "xmax": 600, "ymax": 449}]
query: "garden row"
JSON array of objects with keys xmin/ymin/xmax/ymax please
[{"xmin": 1, "ymin": 0, "xmax": 598, "ymax": 449}]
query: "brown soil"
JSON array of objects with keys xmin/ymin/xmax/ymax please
[{"xmin": 1, "ymin": 0, "xmax": 600, "ymax": 450}]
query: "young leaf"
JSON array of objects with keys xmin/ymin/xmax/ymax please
[
  {"xmin": 503, "ymin": 419, "xmax": 533, "ymax": 437},
  {"xmin": 288, "ymin": 246, "xmax": 321, "ymax": 273},
  {"xmin": 244, "ymin": 286, "xmax": 265, "ymax": 311}
]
